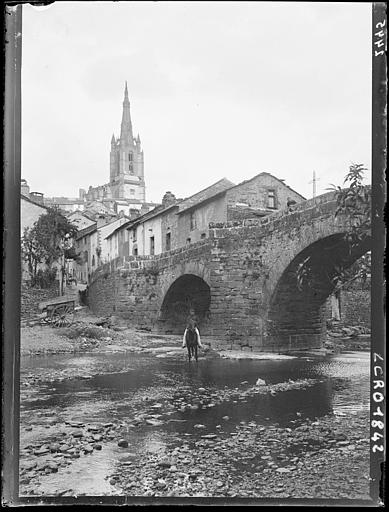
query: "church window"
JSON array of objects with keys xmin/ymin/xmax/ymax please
[
  {"xmin": 150, "ymin": 236, "xmax": 155, "ymax": 255},
  {"xmin": 92, "ymin": 255, "xmax": 95, "ymax": 267},
  {"xmin": 129, "ymin": 164, "xmax": 133, "ymax": 173},
  {"xmin": 129, "ymin": 153, "xmax": 133, "ymax": 162}
]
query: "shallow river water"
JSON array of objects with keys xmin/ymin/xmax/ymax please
[{"xmin": 20, "ymin": 350, "xmax": 370, "ymax": 496}]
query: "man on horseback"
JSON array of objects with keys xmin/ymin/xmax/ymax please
[{"xmin": 182, "ymin": 315, "xmax": 202, "ymax": 361}]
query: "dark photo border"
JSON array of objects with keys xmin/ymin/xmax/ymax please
[{"xmin": 2, "ymin": 1, "xmax": 386, "ymax": 507}]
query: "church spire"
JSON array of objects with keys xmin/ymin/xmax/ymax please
[{"xmin": 120, "ymin": 81, "xmax": 133, "ymax": 142}]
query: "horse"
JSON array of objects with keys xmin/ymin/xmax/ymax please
[{"xmin": 185, "ymin": 326, "xmax": 199, "ymax": 362}]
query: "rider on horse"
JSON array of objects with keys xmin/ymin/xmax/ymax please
[{"xmin": 182, "ymin": 312, "xmax": 202, "ymax": 360}]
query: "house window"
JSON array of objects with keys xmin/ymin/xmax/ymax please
[
  {"xmin": 133, "ymin": 247, "xmax": 138, "ymax": 256},
  {"xmin": 190, "ymin": 212, "xmax": 196, "ymax": 231},
  {"xmin": 186, "ymin": 237, "xmax": 191, "ymax": 245},
  {"xmin": 150, "ymin": 236, "xmax": 155, "ymax": 255},
  {"xmin": 129, "ymin": 153, "xmax": 133, "ymax": 161},
  {"xmin": 201, "ymin": 233, "xmax": 206, "ymax": 239},
  {"xmin": 129, "ymin": 164, "xmax": 133, "ymax": 173},
  {"xmin": 130, "ymin": 189, "xmax": 135, "ymax": 195},
  {"xmin": 267, "ymin": 190, "xmax": 276, "ymax": 209},
  {"xmin": 132, "ymin": 230, "xmax": 137, "ymax": 242},
  {"xmin": 165, "ymin": 232, "xmax": 171, "ymax": 251}
]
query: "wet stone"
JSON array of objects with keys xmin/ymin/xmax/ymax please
[
  {"xmin": 71, "ymin": 430, "xmax": 84, "ymax": 438},
  {"xmin": 158, "ymin": 458, "xmax": 172, "ymax": 468},
  {"xmin": 34, "ymin": 447, "xmax": 50, "ymax": 456}
]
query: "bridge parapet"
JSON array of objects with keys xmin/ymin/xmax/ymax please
[
  {"xmin": 90, "ymin": 238, "xmax": 212, "ymax": 284},
  {"xmin": 208, "ymin": 187, "xmax": 370, "ymax": 239},
  {"xmin": 87, "ymin": 186, "xmax": 371, "ymax": 349}
]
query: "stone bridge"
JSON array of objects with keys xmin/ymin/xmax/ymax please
[{"xmin": 87, "ymin": 190, "xmax": 371, "ymax": 351}]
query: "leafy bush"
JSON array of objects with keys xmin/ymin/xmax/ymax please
[{"xmin": 30, "ymin": 268, "xmax": 58, "ymax": 289}]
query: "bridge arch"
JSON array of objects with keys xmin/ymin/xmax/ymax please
[
  {"xmin": 266, "ymin": 232, "xmax": 371, "ymax": 348},
  {"xmin": 158, "ymin": 273, "xmax": 211, "ymax": 334}
]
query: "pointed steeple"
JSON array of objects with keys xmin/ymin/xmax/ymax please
[
  {"xmin": 120, "ymin": 81, "xmax": 133, "ymax": 143},
  {"xmin": 111, "ymin": 133, "xmax": 116, "ymax": 145}
]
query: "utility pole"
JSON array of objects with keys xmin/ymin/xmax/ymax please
[{"xmin": 309, "ymin": 171, "xmax": 320, "ymax": 198}]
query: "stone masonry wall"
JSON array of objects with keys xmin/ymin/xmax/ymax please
[
  {"xmin": 325, "ymin": 289, "xmax": 371, "ymax": 328},
  {"xmin": 342, "ymin": 289, "xmax": 370, "ymax": 327},
  {"xmin": 87, "ymin": 191, "xmax": 371, "ymax": 351},
  {"xmin": 225, "ymin": 173, "xmax": 304, "ymax": 215}
]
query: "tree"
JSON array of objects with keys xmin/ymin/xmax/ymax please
[
  {"xmin": 22, "ymin": 208, "xmax": 78, "ymax": 287},
  {"xmin": 329, "ymin": 163, "xmax": 371, "ymax": 249},
  {"xmin": 21, "ymin": 226, "xmax": 47, "ymax": 285},
  {"xmin": 296, "ymin": 163, "xmax": 371, "ymax": 301}
]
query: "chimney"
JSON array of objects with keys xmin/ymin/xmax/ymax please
[
  {"xmin": 140, "ymin": 204, "xmax": 150, "ymax": 215},
  {"xmin": 97, "ymin": 215, "xmax": 108, "ymax": 228},
  {"xmin": 30, "ymin": 191, "xmax": 44, "ymax": 205},
  {"xmin": 162, "ymin": 191, "xmax": 176, "ymax": 207},
  {"xmin": 21, "ymin": 179, "xmax": 30, "ymax": 197}
]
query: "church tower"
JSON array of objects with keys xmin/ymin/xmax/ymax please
[{"xmin": 109, "ymin": 82, "xmax": 145, "ymax": 201}]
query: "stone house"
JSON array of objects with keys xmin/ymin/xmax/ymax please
[
  {"xmin": 73, "ymin": 215, "xmax": 130, "ymax": 281},
  {"xmin": 99, "ymin": 216, "xmax": 131, "ymax": 263},
  {"xmin": 74, "ymin": 223, "xmax": 98, "ymax": 283},
  {"xmin": 66, "ymin": 210, "xmax": 96, "ymax": 231},
  {"xmin": 101, "ymin": 173, "xmax": 305, "ymax": 261},
  {"xmin": 21, "ymin": 194, "xmax": 49, "ymax": 235},
  {"xmin": 224, "ymin": 172, "xmax": 305, "ymax": 220},
  {"xmin": 175, "ymin": 178, "xmax": 235, "ymax": 247},
  {"xmin": 21, "ymin": 193, "xmax": 50, "ymax": 282},
  {"xmin": 176, "ymin": 172, "xmax": 305, "ymax": 246}
]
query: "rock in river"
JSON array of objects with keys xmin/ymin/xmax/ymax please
[
  {"xmin": 146, "ymin": 419, "xmax": 164, "ymax": 426},
  {"xmin": 118, "ymin": 439, "xmax": 129, "ymax": 448},
  {"xmin": 158, "ymin": 458, "xmax": 172, "ymax": 468}
]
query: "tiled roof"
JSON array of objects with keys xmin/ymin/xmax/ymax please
[
  {"xmin": 177, "ymin": 178, "xmax": 235, "ymax": 214},
  {"xmin": 21, "ymin": 194, "xmax": 49, "ymax": 210},
  {"xmin": 75, "ymin": 223, "xmax": 97, "ymax": 240},
  {"xmin": 46, "ymin": 197, "xmax": 85, "ymax": 205},
  {"xmin": 106, "ymin": 202, "xmax": 178, "ymax": 238}
]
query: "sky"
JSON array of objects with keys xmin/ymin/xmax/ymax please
[{"xmin": 21, "ymin": 1, "xmax": 372, "ymax": 204}]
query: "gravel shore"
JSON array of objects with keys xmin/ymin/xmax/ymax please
[{"xmin": 19, "ymin": 312, "xmax": 371, "ymax": 501}]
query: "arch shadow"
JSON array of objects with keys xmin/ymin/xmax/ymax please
[
  {"xmin": 158, "ymin": 274, "xmax": 211, "ymax": 334},
  {"xmin": 266, "ymin": 233, "xmax": 371, "ymax": 350}
]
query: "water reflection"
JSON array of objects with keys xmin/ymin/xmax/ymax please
[{"xmin": 22, "ymin": 351, "xmax": 369, "ymax": 432}]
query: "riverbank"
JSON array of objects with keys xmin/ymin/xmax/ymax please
[
  {"xmin": 21, "ymin": 309, "xmax": 370, "ymax": 359},
  {"xmin": 19, "ymin": 348, "xmax": 370, "ymax": 500},
  {"xmin": 19, "ymin": 310, "xmax": 371, "ymax": 500}
]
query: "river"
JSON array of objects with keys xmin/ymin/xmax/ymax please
[{"xmin": 19, "ymin": 348, "xmax": 370, "ymax": 497}]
